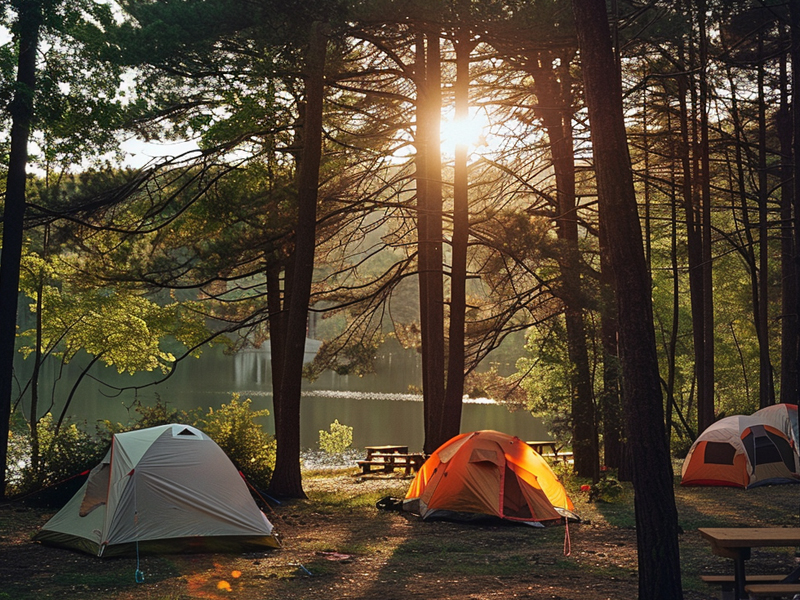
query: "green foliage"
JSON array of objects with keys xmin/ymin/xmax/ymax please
[
  {"xmin": 196, "ymin": 394, "xmax": 276, "ymax": 489},
  {"xmin": 515, "ymin": 319, "xmax": 576, "ymax": 445},
  {"xmin": 8, "ymin": 395, "xmax": 275, "ymax": 496},
  {"xmin": 589, "ymin": 476, "xmax": 625, "ymax": 504},
  {"xmin": 318, "ymin": 419, "xmax": 353, "ymax": 455},
  {"xmin": 97, "ymin": 396, "xmax": 198, "ymax": 443},
  {"xmin": 18, "ymin": 250, "xmax": 211, "ymax": 375},
  {"xmin": 6, "ymin": 413, "xmax": 107, "ymax": 496},
  {"xmin": 464, "ymin": 365, "xmax": 527, "ymax": 406}
]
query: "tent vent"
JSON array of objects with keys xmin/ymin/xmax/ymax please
[{"xmin": 177, "ymin": 428, "xmax": 197, "ymax": 437}]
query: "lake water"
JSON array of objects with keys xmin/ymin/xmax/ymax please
[{"xmin": 16, "ymin": 339, "xmax": 547, "ymax": 451}]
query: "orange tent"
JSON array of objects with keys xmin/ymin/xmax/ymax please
[{"xmin": 403, "ymin": 430, "xmax": 576, "ymax": 524}]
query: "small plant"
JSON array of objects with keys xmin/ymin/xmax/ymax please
[
  {"xmin": 589, "ymin": 476, "xmax": 624, "ymax": 503},
  {"xmin": 319, "ymin": 419, "xmax": 353, "ymax": 455}
]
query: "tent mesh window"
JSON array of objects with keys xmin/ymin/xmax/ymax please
[
  {"xmin": 753, "ymin": 434, "xmax": 783, "ymax": 464},
  {"xmin": 742, "ymin": 426, "xmax": 795, "ymax": 470},
  {"xmin": 703, "ymin": 442, "xmax": 736, "ymax": 465}
]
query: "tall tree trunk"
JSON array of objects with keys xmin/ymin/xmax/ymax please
[
  {"xmin": 441, "ymin": 34, "xmax": 473, "ymax": 444},
  {"xmin": 571, "ymin": 1, "xmax": 683, "ymax": 598},
  {"xmin": 677, "ymin": 65, "xmax": 707, "ymax": 428},
  {"xmin": 791, "ymin": 0, "xmax": 800, "ymax": 407},
  {"xmin": 414, "ymin": 33, "xmax": 432, "ymax": 444},
  {"xmin": 529, "ymin": 52, "xmax": 597, "ymax": 479},
  {"xmin": 599, "ymin": 225, "xmax": 624, "ymax": 474},
  {"xmin": 726, "ymin": 66, "xmax": 759, "ymax": 409},
  {"xmin": 268, "ymin": 22, "xmax": 327, "ymax": 499},
  {"xmin": 417, "ymin": 30, "xmax": 446, "ymax": 454},
  {"xmin": 779, "ymin": 38, "xmax": 798, "ymax": 405},
  {"xmin": 757, "ymin": 36, "xmax": 775, "ymax": 407},
  {"xmin": 266, "ymin": 259, "xmax": 286, "ymax": 480},
  {"xmin": 0, "ymin": 0, "xmax": 42, "ymax": 500},
  {"xmin": 698, "ymin": 0, "xmax": 715, "ymax": 428}
]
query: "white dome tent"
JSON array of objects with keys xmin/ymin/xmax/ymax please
[{"xmin": 34, "ymin": 424, "xmax": 279, "ymax": 556}]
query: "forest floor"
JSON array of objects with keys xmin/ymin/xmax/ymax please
[{"xmin": 0, "ymin": 461, "xmax": 799, "ymax": 600}]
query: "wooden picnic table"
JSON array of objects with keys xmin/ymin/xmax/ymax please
[
  {"xmin": 526, "ymin": 440, "xmax": 559, "ymax": 455},
  {"xmin": 357, "ymin": 445, "xmax": 422, "ymax": 476},
  {"xmin": 364, "ymin": 445, "xmax": 408, "ymax": 460},
  {"xmin": 526, "ymin": 440, "xmax": 575, "ymax": 463},
  {"xmin": 698, "ymin": 527, "xmax": 800, "ymax": 599}
]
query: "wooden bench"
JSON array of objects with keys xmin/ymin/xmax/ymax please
[
  {"xmin": 357, "ymin": 453, "xmax": 425, "ymax": 476},
  {"xmin": 744, "ymin": 582, "xmax": 800, "ymax": 598},
  {"xmin": 701, "ymin": 574, "xmax": 786, "ymax": 598}
]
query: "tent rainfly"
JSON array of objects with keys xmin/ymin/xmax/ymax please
[
  {"xmin": 681, "ymin": 404, "xmax": 800, "ymax": 488},
  {"xmin": 34, "ymin": 424, "xmax": 280, "ymax": 556},
  {"xmin": 403, "ymin": 430, "xmax": 577, "ymax": 525}
]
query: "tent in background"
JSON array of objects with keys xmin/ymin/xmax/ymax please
[
  {"xmin": 681, "ymin": 404, "xmax": 800, "ymax": 488},
  {"xmin": 403, "ymin": 430, "xmax": 577, "ymax": 524},
  {"xmin": 34, "ymin": 424, "xmax": 280, "ymax": 556}
]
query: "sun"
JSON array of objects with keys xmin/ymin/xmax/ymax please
[{"xmin": 439, "ymin": 108, "xmax": 489, "ymax": 158}]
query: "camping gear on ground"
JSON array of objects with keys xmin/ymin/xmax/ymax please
[
  {"xmin": 681, "ymin": 404, "xmax": 800, "ymax": 488},
  {"xmin": 34, "ymin": 423, "xmax": 279, "ymax": 556},
  {"xmin": 403, "ymin": 430, "xmax": 578, "ymax": 524}
]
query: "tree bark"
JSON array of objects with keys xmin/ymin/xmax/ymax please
[
  {"xmin": 778, "ymin": 36, "xmax": 798, "ymax": 405},
  {"xmin": 698, "ymin": 0, "xmax": 715, "ymax": 429},
  {"xmin": 417, "ymin": 30, "xmax": 446, "ymax": 454},
  {"xmin": 0, "ymin": 0, "xmax": 42, "ymax": 500},
  {"xmin": 598, "ymin": 224, "xmax": 624, "ymax": 474},
  {"xmin": 529, "ymin": 51, "xmax": 597, "ymax": 479},
  {"xmin": 268, "ymin": 21, "xmax": 327, "ymax": 499},
  {"xmin": 791, "ymin": 0, "xmax": 800, "ymax": 407},
  {"xmin": 757, "ymin": 36, "xmax": 775, "ymax": 407},
  {"xmin": 441, "ymin": 34, "xmax": 473, "ymax": 444},
  {"xmin": 676, "ymin": 65, "xmax": 707, "ymax": 428},
  {"xmin": 571, "ymin": 0, "xmax": 683, "ymax": 597}
]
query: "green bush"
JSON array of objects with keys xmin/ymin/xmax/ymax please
[
  {"xmin": 7, "ymin": 394, "xmax": 276, "ymax": 497},
  {"xmin": 6, "ymin": 413, "xmax": 107, "ymax": 497},
  {"xmin": 319, "ymin": 419, "xmax": 353, "ymax": 455},
  {"xmin": 196, "ymin": 394, "xmax": 276, "ymax": 490},
  {"xmin": 96, "ymin": 395, "xmax": 197, "ymax": 444},
  {"xmin": 589, "ymin": 476, "xmax": 625, "ymax": 503}
]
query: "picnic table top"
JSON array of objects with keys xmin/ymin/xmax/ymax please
[
  {"xmin": 699, "ymin": 527, "xmax": 800, "ymax": 549},
  {"xmin": 364, "ymin": 445, "xmax": 409, "ymax": 460},
  {"xmin": 365, "ymin": 445, "xmax": 408, "ymax": 454}
]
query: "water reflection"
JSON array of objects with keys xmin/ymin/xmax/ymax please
[{"xmin": 15, "ymin": 339, "xmax": 546, "ymax": 450}]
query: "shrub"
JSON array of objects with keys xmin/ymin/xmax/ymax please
[
  {"xmin": 196, "ymin": 394, "xmax": 276, "ymax": 490},
  {"xmin": 8, "ymin": 394, "xmax": 276, "ymax": 497},
  {"xmin": 6, "ymin": 412, "xmax": 106, "ymax": 497},
  {"xmin": 319, "ymin": 419, "xmax": 353, "ymax": 455},
  {"xmin": 96, "ymin": 395, "xmax": 197, "ymax": 445},
  {"xmin": 589, "ymin": 476, "xmax": 625, "ymax": 503}
]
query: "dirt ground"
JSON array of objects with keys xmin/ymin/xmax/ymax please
[{"xmin": 0, "ymin": 469, "xmax": 799, "ymax": 600}]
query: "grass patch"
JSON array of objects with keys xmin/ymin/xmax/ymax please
[
  {"xmin": 5, "ymin": 467, "xmax": 800, "ymax": 600},
  {"xmin": 394, "ymin": 539, "xmax": 472, "ymax": 555},
  {"xmin": 303, "ymin": 482, "xmax": 407, "ymax": 513}
]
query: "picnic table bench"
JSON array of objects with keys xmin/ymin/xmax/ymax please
[
  {"xmin": 701, "ymin": 574, "xmax": 787, "ymax": 600},
  {"xmin": 356, "ymin": 445, "xmax": 425, "ymax": 476},
  {"xmin": 699, "ymin": 527, "xmax": 800, "ymax": 599},
  {"xmin": 744, "ymin": 582, "xmax": 800, "ymax": 598}
]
